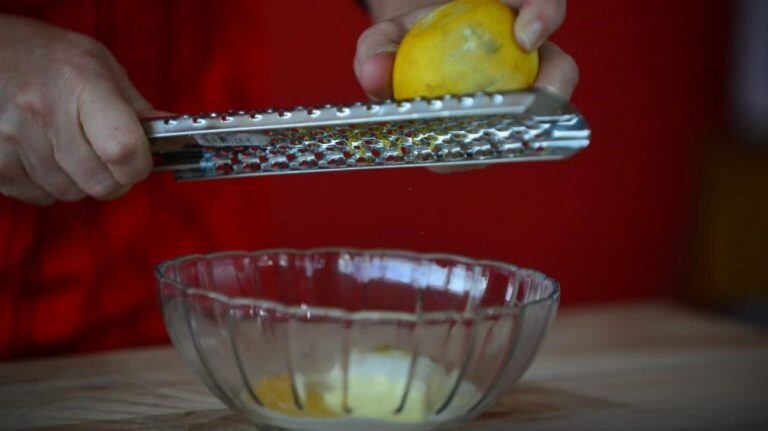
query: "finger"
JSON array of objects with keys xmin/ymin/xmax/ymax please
[
  {"xmin": 354, "ymin": 21, "xmax": 402, "ymax": 100},
  {"xmin": 78, "ymin": 81, "xmax": 152, "ymax": 186},
  {"xmin": 50, "ymin": 113, "xmax": 131, "ymax": 201},
  {"xmin": 354, "ymin": 7, "xmax": 435, "ymax": 100},
  {"xmin": 0, "ymin": 179, "xmax": 56, "ymax": 206},
  {"xmin": 0, "ymin": 143, "xmax": 55, "ymax": 205},
  {"xmin": 534, "ymin": 41, "xmax": 579, "ymax": 100},
  {"xmin": 504, "ymin": 0, "xmax": 567, "ymax": 51},
  {"xmin": 0, "ymin": 97, "xmax": 84, "ymax": 201},
  {"xmin": 12, "ymin": 122, "xmax": 86, "ymax": 202},
  {"xmin": 358, "ymin": 52, "xmax": 395, "ymax": 100}
]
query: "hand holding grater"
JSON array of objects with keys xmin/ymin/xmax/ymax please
[{"xmin": 144, "ymin": 90, "xmax": 590, "ymax": 181}]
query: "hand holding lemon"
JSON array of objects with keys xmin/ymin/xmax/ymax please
[
  {"xmin": 393, "ymin": 0, "xmax": 539, "ymax": 99},
  {"xmin": 354, "ymin": 0, "xmax": 578, "ymax": 101}
]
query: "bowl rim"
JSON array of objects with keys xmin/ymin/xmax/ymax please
[{"xmin": 154, "ymin": 247, "xmax": 560, "ymax": 320}]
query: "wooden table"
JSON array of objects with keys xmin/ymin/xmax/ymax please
[{"xmin": 1, "ymin": 302, "xmax": 767, "ymax": 430}]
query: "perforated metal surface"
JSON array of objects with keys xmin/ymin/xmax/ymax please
[{"xmin": 145, "ymin": 90, "xmax": 589, "ymax": 180}]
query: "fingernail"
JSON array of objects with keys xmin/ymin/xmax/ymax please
[
  {"xmin": 371, "ymin": 43, "xmax": 399, "ymax": 57},
  {"xmin": 359, "ymin": 62, "xmax": 387, "ymax": 101},
  {"xmin": 517, "ymin": 20, "xmax": 542, "ymax": 51},
  {"xmin": 360, "ymin": 47, "xmax": 396, "ymax": 101},
  {"xmin": 357, "ymin": 44, "xmax": 397, "ymax": 81}
]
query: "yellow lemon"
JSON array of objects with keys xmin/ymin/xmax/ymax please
[{"xmin": 393, "ymin": 0, "xmax": 538, "ymax": 100}]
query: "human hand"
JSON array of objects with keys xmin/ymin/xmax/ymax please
[
  {"xmin": 0, "ymin": 15, "xmax": 160, "ymax": 205},
  {"xmin": 354, "ymin": 0, "xmax": 579, "ymax": 101},
  {"xmin": 353, "ymin": 0, "xmax": 578, "ymax": 174}
]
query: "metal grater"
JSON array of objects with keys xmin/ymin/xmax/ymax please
[{"xmin": 145, "ymin": 90, "xmax": 590, "ymax": 180}]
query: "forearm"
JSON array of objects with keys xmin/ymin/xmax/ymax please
[{"xmin": 365, "ymin": 0, "xmax": 442, "ymax": 22}]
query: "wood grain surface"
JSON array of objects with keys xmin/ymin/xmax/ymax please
[{"xmin": 1, "ymin": 302, "xmax": 766, "ymax": 430}]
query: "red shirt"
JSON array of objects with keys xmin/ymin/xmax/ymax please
[
  {"xmin": 0, "ymin": 1, "xmax": 727, "ymax": 358},
  {"xmin": 0, "ymin": 0, "xmax": 371, "ymax": 358}
]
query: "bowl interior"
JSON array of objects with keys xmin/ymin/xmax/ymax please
[{"xmin": 156, "ymin": 249, "xmax": 559, "ymax": 431}]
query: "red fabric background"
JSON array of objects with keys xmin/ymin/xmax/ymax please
[{"xmin": 0, "ymin": 1, "xmax": 727, "ymax": 358}]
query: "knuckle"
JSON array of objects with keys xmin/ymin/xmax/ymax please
[
  {"xmin": 355, "ymin": 28, "xmax": 376, "ymax": 60},
  {"xmin": 100, "ymin": 132, "xmax": 138, "ymax": 165},
  {"xmin": 357, "ymin": 25, "xmax": 377, "ymax": 46},
  {"xmin": 54, "ymin": 38, "xmax": 112, "ymax": 88},
  {"xmin": 6, "ymin": 82, "xmax": 53, "ymax": 122},
  {"xmin": 96, "ymin": 129, "xmax": 142, "ymax": 165},
  {"xmin": 58, "ymin": 59, "xmax": 110, "ymax": 90},
  {"xmin": 358, "ymin": 21, "xmax": 400, "ymax": 51},
  {"xmin": 358, "ymin": 24, "xmax": 380, "ymax": 44}
]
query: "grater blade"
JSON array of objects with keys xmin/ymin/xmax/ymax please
[{"xmin": 144, "ymin": 90, "xmax": 590, "ymax": 181}]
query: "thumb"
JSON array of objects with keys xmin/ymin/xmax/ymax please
[
  {"xmin": 354, "ymin": 21, "xmax": 400, "ymax": 100},
  {"xmin": 354, "ymin": 6, "xmax": 435, "ymax": 100},
  {"xmin": 356, "ymin": 50, "xmax": 396, "ymax": 101}
]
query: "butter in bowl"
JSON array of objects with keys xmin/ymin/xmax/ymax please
[{"xmin": 155, "ymin": 248, "xmax": 559, "ymax": 431}]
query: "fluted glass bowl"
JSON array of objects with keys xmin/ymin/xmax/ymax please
[{"xmin": 155, "ymin": 249, "xmax": 559, "ymax": 431}]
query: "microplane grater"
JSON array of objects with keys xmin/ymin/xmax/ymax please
[{"xmin": 144, "ymin": 90, "xmax": 590, "ymax": 180}]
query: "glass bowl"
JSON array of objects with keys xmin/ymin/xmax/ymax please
[{"xmin": 155, "ymin": 248, "xmax": 559, "ymax": 431}]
